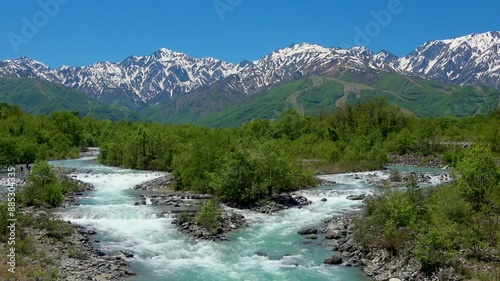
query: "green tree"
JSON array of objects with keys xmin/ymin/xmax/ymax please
[
  {"xmin": 23, "ymin": 161, "xmax": 63, "ymax": 207},
  {"xmin": 0, "ymin": 136, "xmax": 17, "ymax": 165},
  {"xmin": 195, "ymin": 200, "xmax": 222, "ymax": 234},
  {"xmin": 456, "ymin": 145, "xmax": 500, "ymax": 211},
  {"xmin": 255, "ymin": 142, "xmax": 292, "ymax": 195},
  {"xmin": 210, "ymin": 150, "xmax": 262, "ymax": 206}
]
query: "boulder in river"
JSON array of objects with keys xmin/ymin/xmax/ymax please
[
  {"xmin": 323, "ymin": 255, "xmax": 343, "ymax": 265},
  {"xmin": 346, "ymin": 194, "xmax": 365, "ymax": 201},
  {"xmin": 325, "ymin": 231, "xmax": 344, "ymax": 240},
  {"xmin": 297, "ymin": 227, "xmax": 318, "ymax": 235}
]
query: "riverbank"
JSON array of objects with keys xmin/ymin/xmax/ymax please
[
  {"xmin": 387, "ymin": 153, "xmax": 445, "ymax": 169},
  {"xmin": 317, "ymin": 214, "xmax": 461, "ymax": 281},
  {"xmin": 291, "ymin": 169, "xmax": 465, "ymax": 281},
  {"xmin": 309, "ymin": 166, "xmax": 499, "ymax": 281},
  {"xmin": 0, "ymin": 166, "xmax": 136, "ymax": 280}
]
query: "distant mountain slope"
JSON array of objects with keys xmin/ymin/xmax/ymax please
[
  {"xmin": 0, "ymin": 77, "xmax": 142, "ymax": 121},
  {"xmin": 190, "ymin": 71, "xmax": 500, "ymax": 127},
  {"xmin": 1, "ymin": 31, "xmax": 498, "ymax": 112}
]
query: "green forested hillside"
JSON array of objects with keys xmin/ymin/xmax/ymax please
[
  {"xmin": 0, "ymin": 77, "xmax": 142, "ymax": 121},
  {"xmin": 194, "ymin": 71, "xmax": 500, "ymax": 127},
  {"xmin": 1, "ymin": 72, "xmax": 499, "ymax": 127}
]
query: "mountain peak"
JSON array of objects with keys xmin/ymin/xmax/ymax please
[
  {"xmin": 8, "ymin": 57, "xmax": 50, "ymax": 69},
  {"xmin": 285, "ymin": 42, "xmax": 329, "ymax": 51},
  {"xmin": 0, "ymin": 31, "xmax": 498, "ymax": 108},
  {"xmin": 152, "ymin": 48, "xmax": 186, "ymax": 59},
  {"xmin": 436, "ymin": 31, "xmax": 500, "ymax": 52}
]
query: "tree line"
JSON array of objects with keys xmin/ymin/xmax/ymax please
[{"xmin": 1, "ymin": 99, "xmax": 499, "ymax": 207}]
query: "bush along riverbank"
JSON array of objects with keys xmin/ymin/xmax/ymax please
[
  {"xmin": 0, "ymin": 161, "xmax": 135, "ymax": 280},
  {"xmin": 314, "ymin": 145, "xmax": 500, "ymax": 281}
]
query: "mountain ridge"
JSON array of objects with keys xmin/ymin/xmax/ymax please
[{"xmin": 1, "ymin": 31, "xmax": 498, "ymax": 111}]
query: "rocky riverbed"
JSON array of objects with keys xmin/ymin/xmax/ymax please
[
  {"xmin": 308, "ymin": 214, "xmax": 461, "ymax": 281},
  {"xmin": 170, "ymin": 193, "xmax": 312, "ymax": 241},
  {"xmin": 14, "ymin": 208, "xmax": 136, "ymax": 280},
  {"xmin": 0, "ymin": 167, "xmax": 136, "ymax": 280},
  {"xmin": 387, "ymin": 153, "xmax": 446, "ymax": 169},
  {"xmin": 172, "ymin": 211, "xmax": 249, "ymax": 241},
  {"xmin": 133, "ymin": 174, "xmax": 173, "ymax": 191},
  {"xmin": 249, "ymin": 193, "xmax": 311, "ymax": 214},
  {"xmin": 304, "ymin": 169, "xmax": 461, "ymax": 280}
]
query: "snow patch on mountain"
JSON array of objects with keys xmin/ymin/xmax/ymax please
[{"xmin": 0, "ymin": 31, "xmax": 498, "ymax": 107}]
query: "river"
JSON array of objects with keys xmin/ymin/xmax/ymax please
[{"xmin": 49, "ymin": 157, "xmax": 449, "ymax": 281}]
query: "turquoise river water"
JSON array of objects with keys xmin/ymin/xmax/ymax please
[{"xmin": 49, "ymin": 157, "xmax": 449, "ymax": 281}]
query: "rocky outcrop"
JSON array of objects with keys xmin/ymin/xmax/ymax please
[
  {"xmin": 62, "ymin": 175, "xmax": 95, "ymax": 207},
  {"xmin": 173, "ymin": 212, "xmax": 248, "ymax": 241},
  {"xmin": 383, "ymin": 171, "xmax": 452, "ymax": 189},
  {"xmin": 79, "ymin": 147, "xmax": 100, "ymax": 157},
  {"xmin": 323, "ymin": 255, "xmax": 343, "ymax": 265},
  {"xmin": 387, "ymin": 153, "xmax": 445, "ymax": 169},
  {"xmin": 250, "ymin": 194, "xmax": 310, "ymax": 214},
  {"xmin": 297, "ymin": 227, "xmax": 318, "ymax": 235},
  {"xmin": 0, "ymin": 167, "xmax": 135, "ymax": 280},
  {"xmin": 0, "ymin": 210, "xmax": 135, "ymax": 281},
  {"xmin": 133, "ymin": 174, "xmax": 173, "ymax": 190},
  {"xmin": 346, "ymin": 194, "xmax": 366, "ymax": 201}
]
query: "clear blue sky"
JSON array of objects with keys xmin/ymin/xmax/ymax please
[{"xmin": 1, "ymin": 0, "xmax": 499, "ymax": 68}]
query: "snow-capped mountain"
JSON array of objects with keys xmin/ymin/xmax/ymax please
[
  {"xmin": 219, "ymin": 43, "xmax": 400, "ymax": 96},
  {"xmin": 0, "ymin": 49, "xmax": 239, "ymax": 106},
  {"xmin": 399, "ymin": 31, "xmax": 500, "ymax": 87},
  {"xmin": 0, "ymin": 31, "xmax": 498, "ymax": 109},
  {"xmin": 0, "ymin": 44, "xmax": 396, "ymax": 107}
]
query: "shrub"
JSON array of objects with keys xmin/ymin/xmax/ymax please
[
  {"xmin": 414, "ymin": 225, "xmax": 458, "ymax": 272},
  {"xmin": 355, "ymin": 190, "xmax": 421, "ymax": 253},
  {"xmin": 210, "ymin": 150, "xmax": 262, "ymax": 206},
  {"xmin": 35, "ymin": 214, "xmax": 74, "ymax": 240},
  {"xmin": 456, "ymin": 145, "xmax": 500, "ymax": 211},
  {"xmin": 178, "ymin": 212, "xmax": 193, "ymax": 225},
  {"xmin": 195, "ymin": 200, "xmax": 221, "ymax": 234},
  {"xmin": 23, "ymin": 161, "xmax": 63, "ymax": 207},
  {"xmin": 389, "ymin": 170, "xmax": 402, "ymax": 182}
]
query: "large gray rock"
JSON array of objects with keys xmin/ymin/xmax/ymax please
[
  {"xmin": 323, "ymin": 255, "xmax": 343, "ymax": 265},
  {"xmin": 297, "ymin": 227, "xmax": 318, "ymax": 235},
  {"xmin": 346, "ymin": 194, "xmax": 366, "ymax": 201},
  {"xmin": 325, "ymin": 231, "xmax": 344, "ymax": 240},
  {"xmin": 339, "ymin": 238, "xmax": 355, "ymax": 252}
]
